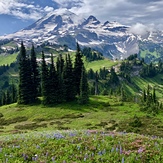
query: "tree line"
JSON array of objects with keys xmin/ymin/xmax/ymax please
[{"xmin": 17, "ymin": 42, "xmax": 89, "ymax": 105}]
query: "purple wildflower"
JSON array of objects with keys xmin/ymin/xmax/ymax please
[
  {"xmin": 138, "ymin": 147, "xmax": 144, "ymax": 153},
  {"xmin": 122, "ymin": 157, "xmax": 125, "ymax": 163}
]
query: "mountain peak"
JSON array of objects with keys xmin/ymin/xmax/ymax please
[{"xmin": 81, "ymin": 15, "xmax": 101, "ymax": 27}]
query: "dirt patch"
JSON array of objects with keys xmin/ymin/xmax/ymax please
[{"xmin": 61, "ymin": 113, "xmax": 84, "ymax": 119}]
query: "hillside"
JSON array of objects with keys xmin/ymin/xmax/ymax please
[
  {"xmin": 0, "ymin": 96, "xmax": 163, "ymax": 137},
  {"xmin": 0, "ymin": 46, "xmax": 163, "ymax": 103}
]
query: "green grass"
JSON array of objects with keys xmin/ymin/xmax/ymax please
[
  {"xmin": 2, "ymin": 41, "xmax": 17, "ymax": 48},
  {"xmin": 0, "ymin": 96, "xmax": 163, "ymax": 137},
  {"xmin": 140, "ymin": 50, "xmax": 158, "ymax": 58},
  {"xmin": 85, "ymin": 59, "xmax": 120, "ymax": 71},
  {"xmin": 124, "ymin": 74, "xmax": 163, "ymax": 100},
  {"xmin": 0, "ymin": 53, "xmax": 18, "ymax": 66},
  {"xmin": 1, "ymin": 96, "xmax": 163, "ymax": 162}
]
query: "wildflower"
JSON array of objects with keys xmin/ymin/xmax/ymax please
[
  {"xmin": 77, "ymin": 145, "xmax": 80, "ymax": 150},
  {"xmin": 98, "ymin": 151, "xmax": 102, "ymax": 156},
  {"xmin": 122, "ymin": 157, "xmax": 125, "ymax": 163},
  {"xmin": 85, "ymin": 153, "xmax": 88, "ymax": 158},
  {"xmin": 120, "ymin": 145, "xmax": 122, "ymax": 154},
  {"xmin": 51, "ymin": 156, "xmax": 56, "ymax": 161},
  {"xmin": 102, "ymin": 149, "xmax": 106, "ymax": 154},
  {"xmin": 69, "ymin": 132, "xmax": 76, "ymax": 137},
  {"xmin": 138, "ymin": 147, "xmax": 144, "ymax": 153},
  {"xmin": 46, "ymin": 152, "xmax": 49, "ymax": 157},
  {"xmin": 36, "ymin": 145, "xmax": 40, "ymax": 149},
  {"xmin": 6, "ymin": 158, "xmax": 8, "ymax": 162},
  {"xmin": 111, "ymin": 147, "xmax": 114, "ymax": 152}
]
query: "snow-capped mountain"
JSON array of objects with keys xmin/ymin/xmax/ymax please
[{"xmin": 0, "ymin": 9, "xmax": 162, "ymax": 59}]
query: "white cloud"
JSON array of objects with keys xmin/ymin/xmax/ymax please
[
  {"xmin": 129, "ymin": 23, "xmax": 149, "ymax": 36},
  {"xmin": 1, "ymin": 0, "xmax": 163, "ymax": 31},
  {"xmin": 0, "ymin": 0, "xmax": 53, "ymax": 20},
  {"xmin": 44, "ymin": 6, "xmax": 54, "ymax": 12}
]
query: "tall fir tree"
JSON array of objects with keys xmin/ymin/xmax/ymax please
[
  {"xmin": 143, "ymin": 89, "xmax": 146, "ymax": 102},
  {"xmin": 30, "ymin": 45, "xmax": 39, "ymax": 102},
  {"xmin": 153, "ymin": 87, "xmax": 156, "ymax": 104},
  {"xmin": 78, "ymin": 66, "xmax": 89, "ymax": 104},
  {"xmin": 48, "ymin": 54, "xmax": 59, "ymax": 104},
  {"xmin": 74, "ymin": 43, "xmax": 84, "ymax": 95},
  {"xmin": 41, "ymin": 51, "xmax": 50, "ymax": 105},
  {"xmin": 63, "ymin": 54, "xmax": 75, "ymax": 102},
  {"xmin": 6, "ymin": 89, "xmax": 11, "ymax": 105},
  {"xmin": 56, "ymin": 54, "xmax": 64, "ymax": 102},
  {"xmin": 18, "ymin": 42, "xmax": 33, "ymax": 104},
  {"xmin": 95, "ymin": 71, "xmax": 99, "ymax": 95}
]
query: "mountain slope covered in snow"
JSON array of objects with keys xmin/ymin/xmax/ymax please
[{"xmin": 1, "ymin": 9, "xmax": 163, "ymax": 59}]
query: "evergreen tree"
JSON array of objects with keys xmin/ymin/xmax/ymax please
[
  {"xmin": 88, "ymin": 68, "xmax": 95, "ymax": 80},
  {"xmin": 18, "ymin": 42, "xmax": 33, "ymax": 104},
  {"xmin": 143, "ymin": 89, "xmax": 146, "ymax": 102},
  {"xmin": 95, "ymin": 71, "xmax": 99, "ymax": 95},
  {"xmin": 110, "ymin": 67, "xmax": 119, "ymax": 84},
  {"xmin": 57, "ymin": 54, "xmax": 64, "ymax": 74},
  {"xmin": 2, "ymin": 92, "xmax": 6, "ymax": 105},
  {"xmin": 56, "ymin": 54, "xmax": 64, "ymax": 102},
  {"xmin": 120, "ymin": 86, "xmax": 126, "ymax": 102},
  {"xmin": 74, "ymin": 43, "xmax": 84, "ymax": 95},
  {"xmin": 63, "ymin": 54, "xmax": 75, "ymax": 101},
  {"xmin": 153, "ymin": 87, "xmax": 156, "ymax": 104},
  {"xmin": 78, "ymin": 66, "xmax": 89, "ymax": 104},
  {"xmin": 41, "ymin": 51, "xmax": 50, "ymax": 105},
  {"xmin": 6, "ymin": 89, "xmax": 11, "ymax": 104},
  {"xmin": 11, "ymin": 83, "xmax": 17, "ymax": 103},
  {"xmin": 30, "ymin": 45, "xmax": 39, "ymax": 102},
  {"xmin": 48, "ymin": 54, "xmax": 59, "ymax": 104}
]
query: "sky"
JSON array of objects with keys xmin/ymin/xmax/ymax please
[{"xmin": 0, "ymin": 0, "xmax": 163, "ymax": 36}]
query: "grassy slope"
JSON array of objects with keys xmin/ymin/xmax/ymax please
[
  {"xmin": 0, "ymin": 53, "xmax": 18, "ymax": 66},
  {"xmin": 85, "ymin": 59, "xmax": 120, "ymax": 71},
  {"xmin": 0, "ymin": 96, "xmax": 163, "ymax": 137},
  {"xmin": 123, "ymin": 74, "xmax": 163, "ymax": 101},
  {"xmin": 140, "ymin": 50, "xmax": 158, "ymax": 58}
]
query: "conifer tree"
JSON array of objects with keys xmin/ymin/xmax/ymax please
[
  {"xmin": 63, "ymin": 54, "xmax": 75, "ymax": 102},
  {"xmin": 56, "ymin": 54, "xmax": 64, "ymax": 102},
  {"xmin": 6, "ymin": 89, "xmax": 11, "ymax": 104},
  {"xmin": 95, "ymin": 71, "xmax": 99, "ymax": 95},
  {"xmin": 41, "ymin": 51, "xmax": 50, "ymax": 105},
  {"xmin": 30, "ymin": 45, "xmax": 39, "ymax": 102},
  {"xmin": 18, "ymin": 42, "xmax": 33, "ymax": 104},
  {"xmin": 2, "ymin": 92, "xmax": 6, "ymax": 105},
  {"xmin": 120, "ymin": 85, "xmax": 126, "ymax": 102},
  {"xmin": 153, "ymin": 87, "xmax": 156, "ymax": 104},
  {"xmin": 78, "ymin": 66, "xmax": 89, "ymax": 104},
  {"xmin": 110, "ymin": 67, "xmax": 119, "ymax": 84},
  {"xmin": 143, "ymin": 89, "xmax": 146, "ymax": 102},
  {"xmin": 48, "ymin": 54, "xmax": 59, "ymax": 104},
  {"xmin": 74, "ymin": 43, "xmax": 84, "ymax": 95}
]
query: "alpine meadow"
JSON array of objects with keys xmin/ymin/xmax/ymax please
[{"xmin": 1, "ymin": 2, "xmax": 163, "ymax": 163}]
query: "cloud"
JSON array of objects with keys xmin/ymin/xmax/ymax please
[
  {"xmin": 0, "ymin": 0, "xmax": 56, "ymax": 20},
  {"xmin": 44, "ymin": 6, "xmax": 54, "ymax": 12},
  {"xmin": 68, "ymin": 0, "xmax": 163, "ymax": 31},
  {"xmin": 129, "ymin": 23, "xmax": 149, "ymax": 36},
  {"xmin": 53, "ymin": 0, "xmax": 82, "ymax": 8},
  {"xmin": 1, "ymin": 0, "xmax": 163, "ymax": 31}
]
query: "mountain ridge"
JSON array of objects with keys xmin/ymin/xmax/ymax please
[{"xmin": 0, "ymin": 9, "xmax": 163, "ymax": 60}]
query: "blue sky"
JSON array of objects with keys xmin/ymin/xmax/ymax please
[{"xmin": 0, "ymin": 0, "xmax": 163, "ymax": 36}]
